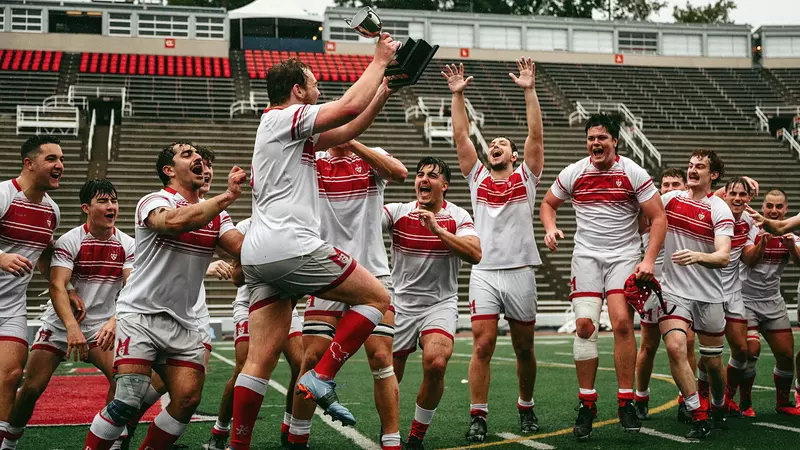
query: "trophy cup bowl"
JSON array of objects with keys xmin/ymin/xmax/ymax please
[{"xmin": 344, "ymin": 7, "xmax": 382, "ymax": 39}]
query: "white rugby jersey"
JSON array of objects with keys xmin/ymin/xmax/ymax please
[
  {"xmin": 550, "ymin": 155, "xmax": 657, "ymax": 257},
  {"xmin": 641, "ymin": 231, "xmax": 664, "ymax": 279},
  {"xmin": 660, "ymin": 190, "xmax": 734, "ymax": 303},
  {"xmin": 382, "ymin": 201, "xmax": 477, "ymax": 314},
  {"xmin": 193, "ymin": 283, "xmax": 209, "ymax": 321},
  {"xmin": 40, "ymin": 224, "xmax": 134, "ymax": 328},
  {"xmin": 0, "ymin": 179, "xmax": 60, "ymax": 318},
  {"xmin": 740, "ymin": 228, "xmax": 800, "ymax": 302},
  {"xmin": 316, "ymin": 149, "xmax": 391, "ymax": 277},
  {"xmin": 243, "ymin": 104, "xmax": 323, "ymax": 266},
  {"xmin": 721, "ymin": 213, "xmax": 758, "ymax": 294},
  {"xmin": 466, "ymin": 161, "xmax": 541, "ymax": 270},
  {"xmin": 116, "ymin": 187, "xmax": 235, "ymax": 330},
  {"xmin": 232, "ymin": 218, "xmax": 252, "ymax": 323}
]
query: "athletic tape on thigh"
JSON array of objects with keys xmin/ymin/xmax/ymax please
[
  {"xmin": 572, "ymin": 297, "xmax": 601, "ymax": 361},
  {"xmin": 699, "ymin": 344, "xmax": 724, "ymax": 358},
  {"xmin": 371, "ymin": 366, "xmax": 395, "ymax": 380},
  {"xmin": 302, "ymin": 320, "xmax": 336, "ymax": 340},
  {"xmin": 105, "ymin": 374, "xmax": 152, "ymax": 425},
  {"xmin": 371, "ymin": 322, "xmax": 395, "ymax": 338},
  {"xmin": 746, "ymin": 329, "xmax": 760, "ymax": 341}
]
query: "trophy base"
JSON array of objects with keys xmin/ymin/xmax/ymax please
[{"xmin": 384, "ymin": 38, "xmax": 439, "ymax": 89}]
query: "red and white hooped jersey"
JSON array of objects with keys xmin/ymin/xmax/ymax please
[
  {"xmin": 550, "ymin": 155, "xmax": 656, "ymax": 257},
  {"xmin": 721, "ymin": 213, "xmax": 758, "ymax": 294},
  {"xmin": 243, "ymin": 104, "xmax": 323, "ymax": 266},
  {"xmin": 382, "ymin": 201, "xmax": 477, "ymax": 314},
  {"xmin": 661, "ymin": 190, "xmax": 734, "ymax": 303},
  {"xmin": 0, "ymin": 179, "xmax": 60, "ymax": 318},
  {"xmin": 116, "ymin": 187, "xmax": 235, "ymax": 330},
  {"xmin": 466, "ymin": 161, "xmax": 541, "ymax": 270},
  {"xmin": 740, "ymin": 227, "xmax": 800, "ymax": 302},
  {"xmin": 40, "ymin": 224, "xmax": 134, "ymax": 328},
  {"xmin": 316, "ymin": 149, "xmax": 391, "ymax": 277}
]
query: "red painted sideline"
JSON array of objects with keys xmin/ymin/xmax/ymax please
[{"xmin": 29, "ymin": 375, "xmax": 160, "ymax": 426}]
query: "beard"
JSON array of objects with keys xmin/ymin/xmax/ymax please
[{"xmin": 488, "ymin": 160, "xmax": 511, "ymax": 171}]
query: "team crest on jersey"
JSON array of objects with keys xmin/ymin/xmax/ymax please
[
  {"xmin": 37, "ymin": 329, "xmax": 53, "ymax": 342},
  {"xmin": 615, "ymin": 178, "xmax": 622, "ymax": 188},
  {"xmin": 47, "ymin": 218, "xmax": 52, "ymax": 227},
  {"xmin": 111, "ymin": 251, "xmax": 118, "ymax": 261},
  {"xmin": 355, "ymin": 164, "xmax": 363, "ymax": 174},
  {"xmin": 698, "ymin": 213, "xmax": 705, "ymax": 220}
]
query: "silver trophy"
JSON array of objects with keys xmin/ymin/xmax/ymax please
[{"xmin": 344, "ymin": 7, "xmax": 439, "ymax": 88}]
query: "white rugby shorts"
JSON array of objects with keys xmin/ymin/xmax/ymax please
[
  {"xmin": 469, "ymin": 267, "xmax": 537, "ymax": 325},
  {"xmin": 393, "ymin": 300, "xmax": 457, "ymax": 357},
  {"xmin": 0, "ymin": 315, "xmax": 27, "ymax": 346},
  {"xmin": 114, "ymin": 312, "xmax": 206, "ymax": 372},
  {"xmin": 569, "ymin": 253, "xmax": 639, "ymax": 302},
  {"xmin": 31, "ymin": 320, "xmax": 106, "ymax": 358}
]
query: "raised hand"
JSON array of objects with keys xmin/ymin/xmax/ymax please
[
  {"xmin": 509, "ymin": 57, "xmax": 535, "ymax": 90},
  {"xmin": 227, "ymin": 165, "xmax": 247, "ymax": 199},
  {"xmin": 417, "ymin": 209, "xmax": 441, "ymax": 235},
  {"xmin": 441, "ymin": 63, "xmax": 473, "ymax": 94},
  {"xmin": 374, "ymin": 33, "xmax": 401, "ymax": 66}
]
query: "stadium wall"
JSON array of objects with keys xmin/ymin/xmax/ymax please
[
  {"xmin": 328, "ymin": 41, "xmax": 751, "ymax": 68},
  {"xmin": 1, "ymin": 32, "xmax": 229, "ymax": 57}
]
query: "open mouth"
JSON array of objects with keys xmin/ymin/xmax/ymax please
[
  {"xmin": 591, "ymin": 148, "xmax": 604, "ymax": 157},
  {"xmin": 50, "ymin": 172, "xmax": 62, "ymax": 180},
  {"xmin": 491, "ymin": 150, "xmax": 502, "ymax": 159},
  {"xmin": 191, "ymin": 164, "xmax": 203, "ymax": 175},
  {"xmin": 203, "ymin": 175, "xmax": 211, "ymax": 184},
  {"xmin": 418, "ymin": 186, "xmax": 432, "ymax": 194},
  {"xmin": 104, "ymin": 212, "xmax": 116, "ymax": 220}
]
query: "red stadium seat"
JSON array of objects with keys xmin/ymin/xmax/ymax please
[
  {"xmin": 100, "ymin": 53, "xmax": 109, "ymax": 74},
  {"xmin": 167, "ymin": 55, "xmax": 175, "ymax": 76},
  {"xmin": 31, "ymin": 50, "xmax": 42, "ymax": 71}
]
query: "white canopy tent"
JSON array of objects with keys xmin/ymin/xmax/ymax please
[{"xmin": 228, "ymin": 0, "xmax": 324, "ymax": 22}]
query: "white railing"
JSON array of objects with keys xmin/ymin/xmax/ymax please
[
  {"xmin": 108, "ymin": 111, "xmax": 115, "ymax": 160},
  {"xmin": 69, "ymin": 85, "xmax": 129, "ymax": 118},
  {"xmin": 424, "ymin": 116, "xmax": 453, "ymax": 147},
  {"xmin": 16, "ymin": 105, "xmax": 80, "ymax": 136},
  {"xmin": 570, "ymin": 101, "xmax": 660, "ymax": 166},
  {"xmin": 44, "ymin": 95, "xmax": 88, "ymax": 109},
  {"xmin": 758, "ymin": 105, "xmax": 800, "ymax": 117},
  {"xmin": 229, "ymin": 91, "xmax": 269, "ymax": 118},
  {"xmin": 471, "ymin": 122, "xmax": 489, "ymax": 155},
  {"xmin": 755, "ymin": 106, "xmax": 770, "ymax": 132},
  {"xmin": 87, "ymin": 110, "xmax": 96, "ymax": 160},
  {"xmin": 778, "ymin": 128, "xmax": 800, "ymax": 158}
]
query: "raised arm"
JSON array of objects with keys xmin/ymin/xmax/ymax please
[
  {"xmin": 747, "ymin": 204, "xmax": 800, "ymax": 235},
  {"xmin": 442, "ymin": 63, "xmax": 477, "ymax": 177},
  {"xmin": 147, "ymin": 167, "xmax": 245, "ymax": 235},
  {"xmin": 313, "ymin": 34, "xmax": 400, "ymax": 134},
  {"xmin": 741, "ymin": 232, "xmax": 768, "ymax": 267},
  {"xmin": 346, "ymin": 140, "xmax": 407, "ymax": 183},
  {"xmin": 316, "ymin": 80, "xmax": 393, "ymax": 150},
  {"xmin": 510, "ymin": 57, "xmax": 544, "ymax": 177}
]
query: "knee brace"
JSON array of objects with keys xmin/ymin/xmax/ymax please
[
  {"xmin": 105, "ymin": 374, "xmax": 151, "ymax": 425},
  {"xmin": 699, "ymin": 344, "xmax": 724, "ymax": 358},
  {"xmin": 371, "ymin": 322, "xmax": 395, "ymax": 339},
  {"xmin": 302, "ymin": 321, "xmax": 336, "ymax": 340},
  {"xmin": 371, "ymin": 366, "xmax": 395, "ymax": 380},
  {"xmin": 746, "ymin": 329, "xmax": 760, "ymax": 342},
  {"xmin": 573, "ymin": 297, "xmax": 601, "ymax": 361}
]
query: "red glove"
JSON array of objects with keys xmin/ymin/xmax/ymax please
[{"xmin": 624, "ymin": 274, "xmax": 661, "ymax": 318}]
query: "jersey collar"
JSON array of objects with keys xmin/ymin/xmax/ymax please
[{"xmin": 11, "ymin": 178, "xmax": 21, "ymax": 191}]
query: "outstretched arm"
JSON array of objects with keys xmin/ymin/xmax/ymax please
[
  {"xmin": 346, "ymin": 140, "xmax": 407, "ymax": 184},
  {"xmin": 510, "ymin": 57, "xmax": 544, "ymax": 177},
  {"xmin": 316, "ymin": 80, "xmax": 393, "ymax": 150},
  {"xmin": 442, "ymin": 63, "xmax": 477, "ymax": 177}
]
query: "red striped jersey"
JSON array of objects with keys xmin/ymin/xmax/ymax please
[
  {"xmin": 0, "ymin": 179, "xmax": 60, "ymax": 318},
  {"xmin": 550, "ymin": 155, "xmax": 656, "ymax": 257},
  {"xmin": 117, "ymin": 187, "xmax": 235, "ymax": 330},
  {"xmin": 466, "ymin": 161, "xmax": 541, "ymax": 269},
  {"xmin": 741, "ymin": 227, "xmax": 800, "ymax": 302},
  {"xmin": 721, "ymin": 213, "xmax": 757, "ymax": 294},
  {"xmin": 316, "ymin": 149, "xmax": 390, "ymax": 277},
  {"xmin": 243, "ymin": 104, "xmax": 324, "ymax": 266},
  {"xmin": 661, "ymin": 190, "xmax": 734, "ymax": 303},
  {"xmin": 40, "ymin": 224, "xmax": 134, "ymax": 329},
  {"xmin": 382, "ymin": 201, "xmax": 477, "ymax": 314}
]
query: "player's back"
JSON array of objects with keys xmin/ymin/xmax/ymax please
[{"xmin": 243, "ymin": 104, "xmax": 323, "ymax": 266}]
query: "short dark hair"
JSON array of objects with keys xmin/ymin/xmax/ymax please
[
  {"xmin": 266, "ymin": 59, "xmax": 310, "ymax": 105},
  {"xmin": 79, "ymin": 179, "xmax": 117, "ymax": 205},
  {"xmin": 690, "ymin": 149, "xmax": 725, "ymax": 185},
  {"xmin": 764, "ymin": 188, "xmax": 788, "ymax": 203},
  {"xmin": 156, "ymin": 141, "xmax": 194, "ymax": 186},
  {"xmin": 584, "ymin": 114, "xmax": 620, "ymax": 140},
  {"xmin": 21, "ymin": 135, "xmax": 61, "ymax": 161},
  {"xmin": 724, "ymin": 177, "xmax": 752, "ymax": 196},
  {"xmin": 193, "ymin": 143, "xmax": 216, "ymax": 164},
  {"xmin": 660, "ymin": 167, "xmax": 686, "ymax": 183},
  {"xmin": 416, "ymin": 157, "xmax": 451, "ymax": 197}
]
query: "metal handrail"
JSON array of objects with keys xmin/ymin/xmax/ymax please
[
  {"xmin": 69, "ymin": 86, "xmax": 128, "ymax": 117},
  {"xmin": 755, "ymin": 106, "xmax": 770, "ymax": 132},
  {"xmin": 778, "ymin": 128, "xmax": 800, "ymax": 158},
  {"xmin": 571, "ymin": 101, "xmax": 659, "ymax": 166},
  {"xmin": 108, "ymin": 110, "xmax": 115, "ymax": 160},
  {"xmin": 471, "ymin": 121, "xmax": 489, "ymax": 155},
  {"xmin": 87, "ymin": 110, "xmax": 96, "ymax": 160},
  {"xmin": 16, "ymin": 105, "xmax": 80, "ymax": 136},
  {"xmin": 619, "ymin": 127, "xmax": 644, "ymax": 164}
]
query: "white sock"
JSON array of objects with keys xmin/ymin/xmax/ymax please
[
  {"xmin": 684, "ymin": 392, "xmax": 701, "ymax": 412},
  {"xmin": 381, "ymin": 432, "xmax": 401, "ymax": 448},
  {"xmin": 153, "ymin": 410, "xmax": 187, "ymax": 437},
  {"xmin": 213, "ymin": 418, "xmax": 230, "ymax": 432},
  {"xmin": 579, "ymin": 388, "xmax": 596, "ymax": 396},
  {"xmin": 289, "ymin": 418, "xmax": 312, "ymax": 436},
  {"xmin": 350, "ymin": 304, "xmax": 383, "ymax": 325},
  {"xmin": 414, "ymin": 404, "xmax": 436, "ymax": 425},
  {"xmin": 470, "ymin": 403, "xmax": 488, "ymax": 413},
  {"xmin": 283, "ymin": 412, "xmax": 292, "ymax": 427},
  {"xmin": 697, "ymin": 369, "xmax": 708, "ymax": 382},
  {"xmin": 517, "ymin": 397, "xmax": 534, "ymax": 408},
  {"xmin": 89, "ymin": 412, "xmax": 126, "ymax": 441},
  {"xmin": 235, "ymin": 373, "xmax": 269, "ymax": 396},
  {"xmin": 636, "ymin": 389, "xmax": 650, "ymax": 399}
]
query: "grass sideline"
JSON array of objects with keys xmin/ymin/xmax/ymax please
[{"xmin": 20, "ymin": 331, "xmax": 800, "ymax": 449}]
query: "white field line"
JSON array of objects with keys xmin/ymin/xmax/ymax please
[
  {"xmin": 640, "ymin": 427, "xmax": 695, "ymax": 443},
  {"xmin": 496, "ymin": 432, "xmax": 555, "ymax": 449},
  {"xmin": 753, "ymin": 422, "xmax": 800, "ymax": 433}
]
